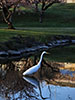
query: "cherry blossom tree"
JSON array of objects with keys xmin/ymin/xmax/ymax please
[{"xmin": 0, "ymin": 0, "xmax": 21, "ymax": 29}]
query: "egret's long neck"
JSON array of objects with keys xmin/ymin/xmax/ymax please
[{"xmin": 38, "ymin": 53, "xmax": 44, "ymax": 67}]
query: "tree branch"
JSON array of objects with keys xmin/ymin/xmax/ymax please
[{"xmin": 42, "ymin": 0, "xmax": 61, "ymax": 11}]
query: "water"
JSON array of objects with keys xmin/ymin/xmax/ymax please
[
  {"xmin": 35, "ymin": 81, "xmax": 75, "ymax": 100},
  {"xmin": 0, "ymin": 73, "xmax": 75, "ymax": 100},
  {"xmin": 23, "ymin": 76, "xmax": 75, "ymax": 100},
  {"xmin": 60, "ymin": 69, "xmax": 75, "ymax": 77},
  {"xmin": 0, "ymin": 62, "xmax": 75, "ymax": 100}
]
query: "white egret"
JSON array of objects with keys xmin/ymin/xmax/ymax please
[{"xmin": 23, "ymin": 51, "xmax": 48, "ymax": 76}]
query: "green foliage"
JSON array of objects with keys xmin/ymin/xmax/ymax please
[{"xmin": 0, "ymin": 3, "xmax": 75, "ymax": 27}]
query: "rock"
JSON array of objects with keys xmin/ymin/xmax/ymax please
[
  {"xmin": 0, "ymin": 51, "xmax": 8, "ymax": 57},
  {"xmin": 0, "ymin": 35, "xmax": 75, "ymax": 64},
  {"xmin": 8, "ymin": 50, "xmax": 21, "ymax": 56}
]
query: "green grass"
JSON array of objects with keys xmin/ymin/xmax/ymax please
[{"xmin": 0, "ymin": 27, "xmax": 75, "ymax": 41}]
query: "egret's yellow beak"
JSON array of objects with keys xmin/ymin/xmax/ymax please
[{"xmin": 46, "ymin": 52, "xmax": 50, "ymax": 54}]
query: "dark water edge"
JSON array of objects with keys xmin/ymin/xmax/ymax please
[{"xmin": 0, "ymin": 35, "xmax": 75, "ymax": 64}]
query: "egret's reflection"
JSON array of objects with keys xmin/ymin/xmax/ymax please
[
  {"xmin": 23, "ymin": 76, "xmax": 39, "ymax": 88},
  {"xmin": 23, "ymin": 76, "xmax": 50, "ymax": 99},
  {"xmin": 0, "ymin": 70, "xmax": 50, "ymax": 100}
]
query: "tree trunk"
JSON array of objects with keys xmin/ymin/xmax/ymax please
[
  {"xmin": 8, "ymin": 22, "xmax": 15, "ymax": 29},
  {"xmin": 2, "ymin": 6, "xmax": 15, "ymax": 29},
  {"xmin": 39, "ymin": 10, "xmax": 44, "ymax": 23},
  {"xmin": 35, "ymin": 1, "xmax": 39, "ymax": 12}
]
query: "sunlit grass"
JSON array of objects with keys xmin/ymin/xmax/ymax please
[{"xmin": 0, "ymin": 27, "xmax": 75, "ymax": 41}]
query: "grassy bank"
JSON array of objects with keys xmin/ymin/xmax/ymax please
[{"xmin": 0, "ymin": 28, "xmax": 75, "ymax": 62}]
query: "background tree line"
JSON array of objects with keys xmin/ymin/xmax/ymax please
[{"xmin": 0, "ymin": 0, "xmax": 61, "ymax": 29}]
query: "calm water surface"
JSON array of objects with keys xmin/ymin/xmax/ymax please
[
  {"xmin": 23, "ymin": 76, "xmax": 75, "ymax": 100},
  {"xmin": 0, "ymin": 75, "xmax": 75, "ymax": 100},
  {"xmin": 0, "ymin": 62, "xmax": 75, "ymax": 100}
]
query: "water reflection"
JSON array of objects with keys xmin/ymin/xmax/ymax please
[
  {"xmin": 59, "ymin": 62, "xmax": 75, "ymax": 71},
  {"xmin": 0, "ymin": 70, "xmax": 75, "ymax": 100},
  {"xmin": 23, "ymin": 76, "xmax": 49, "ymax": 100},
  {"xmin": 47, "ymin": 84, "xmax": 75, "ymax": 100},
  {"xmin": 23, "ymin": 76, "xmax": 39, "ymax": 88},
  {"xmin": 0, "ymin": 61, "xmax": 75, "ymax": 100},
  {"xmin": 0, "ymin": 71, "xmax": 40, "ymax": 100},
  {"xmin": 60, "ymin": 69, "xmax": 75, "ymax": 77},
  {"xmin": 23, "ymin": 76, "xmax": 75, "ymax": 100}
]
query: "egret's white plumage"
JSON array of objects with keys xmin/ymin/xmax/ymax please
[{"xmin": 23, "ymin": 51, "xmax": 48, "ymax": 76}]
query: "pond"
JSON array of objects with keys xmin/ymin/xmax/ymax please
[
  {"xmin": 0, "ymin": 76, "xmax": 75, "ymax": 100},
  {"xmin": 23, "ymin": 76, "xmax": 75, "ymax": 100},
  {"xmin": 0, "ymin": 62, "xmax": 75, "ymax": 100}
]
